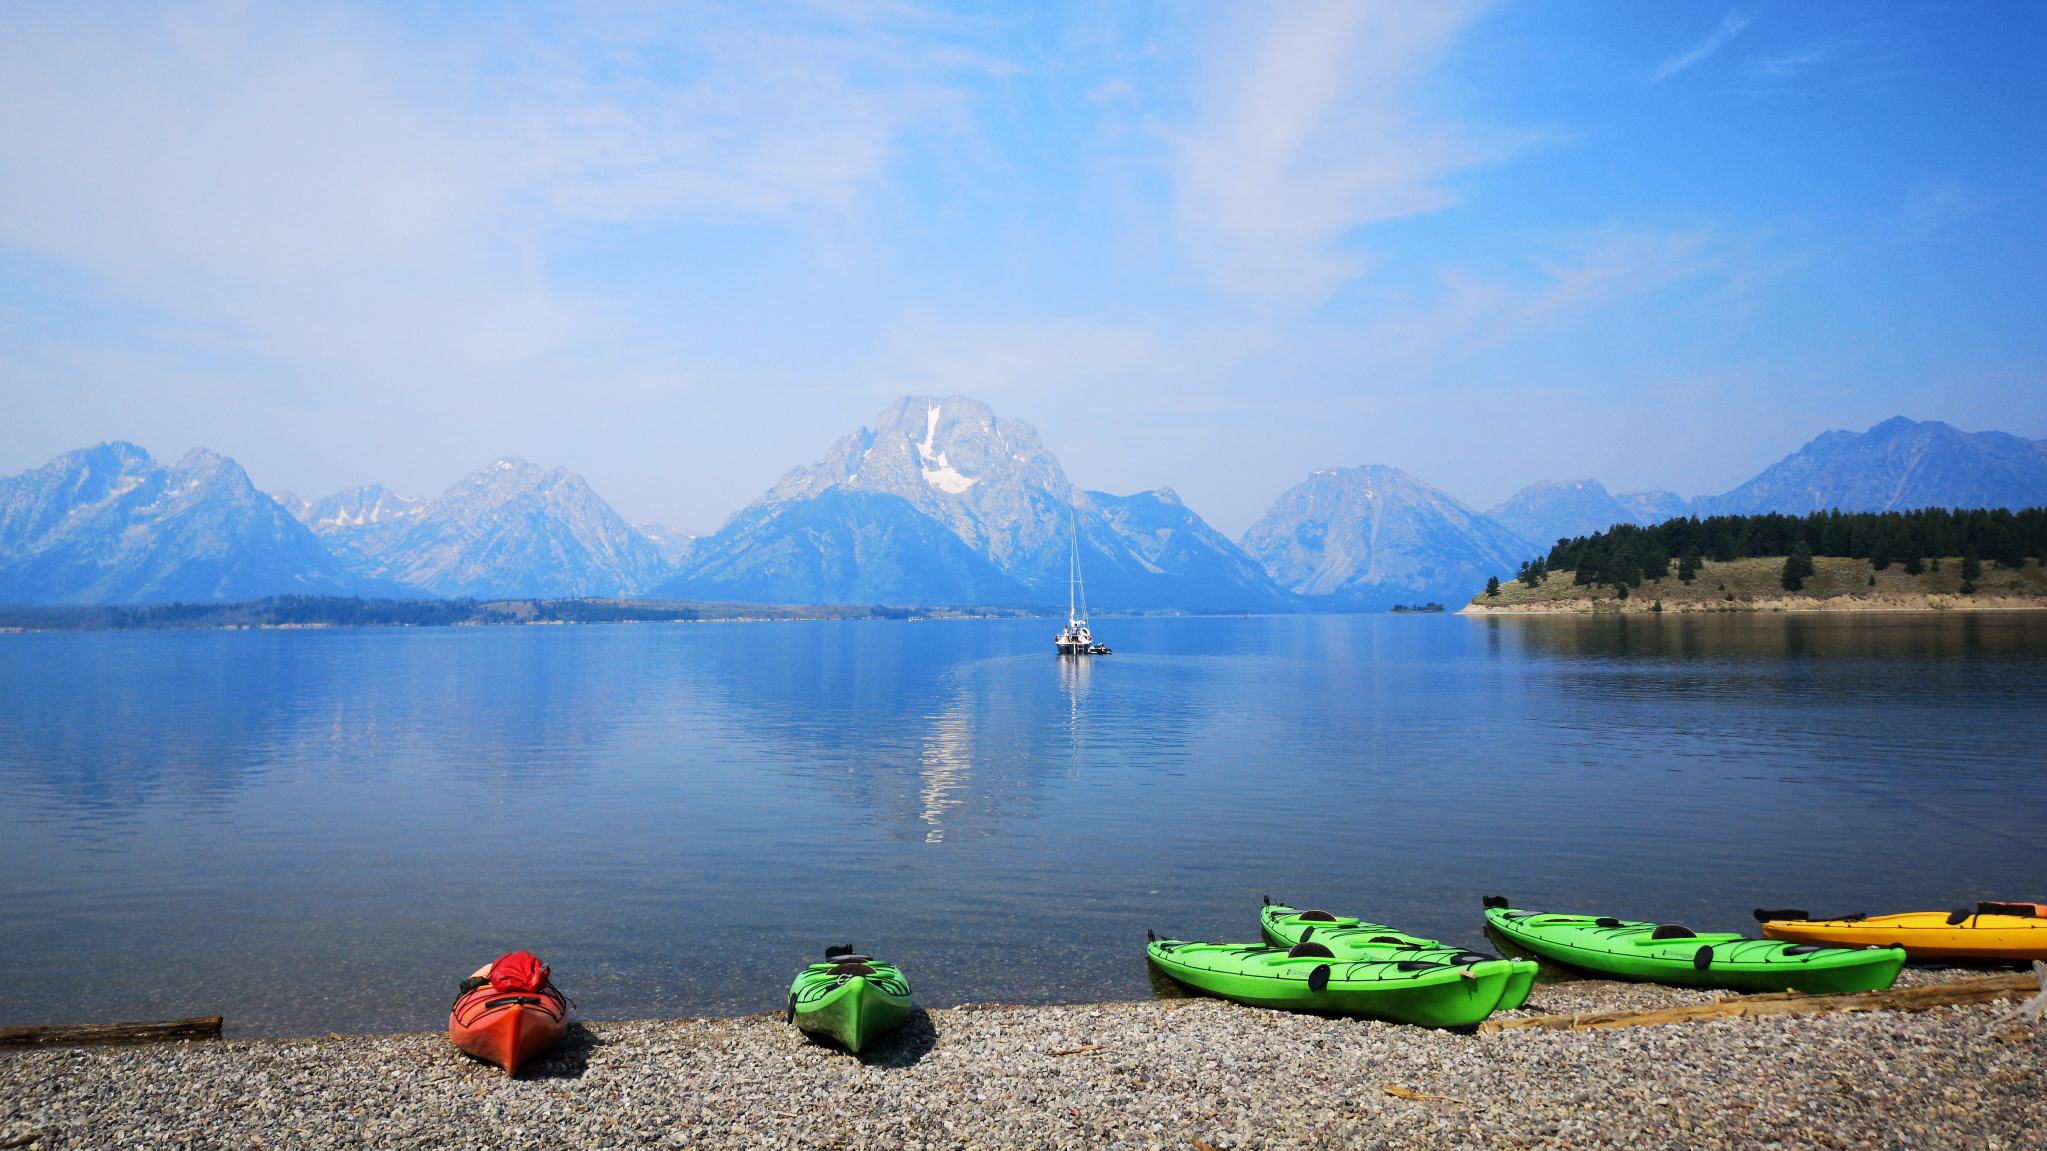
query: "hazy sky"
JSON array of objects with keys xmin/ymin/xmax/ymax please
[{"xmin": 3, "ymin": 1, "xmax": 2043, "ymax": 537}]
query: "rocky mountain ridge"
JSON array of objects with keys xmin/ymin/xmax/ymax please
[
  {"xmin": 1692, "ymin": 417, "xmax": 2047, "ymax": 517},
  {"xmin": 8, "ymin": 415, "xmax": 2040, "ymax": 607},
  {"xmin": 0, "ymin": 443, "xmax": 377, "ymax": 604},
  {"xmin": 1241, "ymin": 465, "xmax": 1533, "ymax": 611},
  {"xmin": 281, "ymin": 459, "xmax": 670, "ymax": 600},
  {"xmin": 659, "ymin": 396, "xmax": 1297, "ymax": 610}
]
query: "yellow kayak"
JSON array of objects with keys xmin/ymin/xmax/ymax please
[{"xmin": 1755, "ymin": 902, "xmax": 2047, "ymax": 963}]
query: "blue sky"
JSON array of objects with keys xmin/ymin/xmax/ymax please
[{"xmin": 2, "ymin": 1, "xmax": 2042, "ymax": 536}]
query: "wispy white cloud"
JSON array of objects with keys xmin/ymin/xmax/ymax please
[
  {"xmin": 1652, "ymin": 10, "xmax": 1751, "ymax": 82},
  {"xmin": 1748, "ymin": 42, "xmax": 1837, "ymax": 79},
  {"xmin": 1168, "ymin": 0, "xmax": 1503, "ymax": 302},
  {"xmin": 0, "ymin": 1, "xmax": 995, "ymax": 380},
  {"xmin": 1893, "ymin": 181, "xmax": 1984, "ymax": 240}
]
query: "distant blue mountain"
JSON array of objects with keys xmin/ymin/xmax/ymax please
[
  {"xmin": 1616, "ymin": 490, "xmax": 1690, "ymax": 524},
  {"xmin": 1486, "ymin": 479, "xmax": 1633, "ymax": 550},
  {"xmin": 1692, "ymin": 417, "xmax": 2047, "ymax": 516},
  {"xmin": 657, "ymin": 396, "xmax": 1297, "ymax": 611},
  {"xmin": 1085, "ymin": 488, "xmax": 1297, "ymax": 612},
  {"xmin": 279, "ymin": 458, "xmax": 670, "ymax": 600},
  {"xmin": 1242, "ymin": 465, "xmax": 1531, "ymax": 611},
  {"xmin": 652, "ymin": 486, "xmax": 1029, "ymax": 605},
  {"xmin": 0, "ymin": 443, "xmax": 389, "ymax": 604}
]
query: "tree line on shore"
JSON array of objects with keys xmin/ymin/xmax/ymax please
[
  {"xmin": 0, "ymin": 596, "xmax": 706, "ymax": 631},
  {"xmin": 1501, "ymin": 507, "xmax": 2046, "ymax": 597}
]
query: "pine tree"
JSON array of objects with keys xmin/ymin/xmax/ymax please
[
  {"xmin": 1781, "ymin": 540, "xmax": 1815, "ymax": 591},
  {"xmin": 1486, "ymin": 576, "xmax": 1500, "ymax": 597},
  {"xmin": 1677, "ymin": 549, "xmax": 1701, "ymax": 584},
  {"xmin": 1710, "ymin": 532, "xmax": 1737, "ymax": 563}
]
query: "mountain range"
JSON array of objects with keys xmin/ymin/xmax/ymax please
[
  {"xmin": 0, "ymin": 444, "xmax": 378, "ymax": 604},
  {"xmin": 654, "ymin": 396, "xmax": 1295, "ymax": 611},
  {"xmin": 276, "ymin": 458, "xmax": 668, "ymax": 599},
  {"xmin": 1490, "ymin": 417, "xmax": 2047, "ymax": 550},
  {"xmin": 2, "ymin": 414, "xmax": 2041, "ymax": 607}
]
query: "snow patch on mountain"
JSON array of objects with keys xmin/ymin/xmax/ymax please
[{"xmin": 916, "ymin": 402, "xmax": 978, "ymax": 494}]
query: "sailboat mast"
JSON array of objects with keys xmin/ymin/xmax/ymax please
[
  {"xmin": 1068, "ymin": 511, "xmax": 1079, "ymax": 624},
  {"xmin": 1073, "ymin": 511, "xmax": 1088, "ymax": 624}
]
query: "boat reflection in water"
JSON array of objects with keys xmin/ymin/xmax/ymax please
[{"xmin": 1055, "ymin": 512, "xmax": 1112, "ymax": 656}]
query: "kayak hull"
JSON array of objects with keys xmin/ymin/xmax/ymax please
[
  {"xmin": 1760, "ymin": 910, "xmax": 2047, "ymax": 963},
  {"xmin": 790, "ymin": 964, "xmax": 913, "ymax": 1053},
  {"xmin": 1261, "ymin": 904, "xmax": 1539, "ymax": 1011},
  {"xmin": 1148, "ymin": 940, "xmax": 1516, "ymax": 1028},
  {"xmin": 449, "ymin": 986, "xmax": 568, "ymax": 1076},
  {"xmin": 1486, "ymin": 907, "xmax": 1904, "ymax": 994}
]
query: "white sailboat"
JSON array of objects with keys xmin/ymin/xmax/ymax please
[{"xmin": 1054, "ymin": 512, "xmax": 1111, "ymax": 655}]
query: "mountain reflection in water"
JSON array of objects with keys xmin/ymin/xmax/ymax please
[{"xmin": 1, "ymin": 612, "xmax": 2042, "ymax": 1037}]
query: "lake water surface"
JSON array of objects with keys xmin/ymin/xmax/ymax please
[{"xmin": 3, "ymin": 613, "xmax": 2043, "ymax": 1037}]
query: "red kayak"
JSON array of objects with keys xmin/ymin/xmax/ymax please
[{"xmin": 449, "ymin": 951, "xmax": 568, "ymax": 1075}]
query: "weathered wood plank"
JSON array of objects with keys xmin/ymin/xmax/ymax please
[
  {"xmin": 1480, "ymin": 972, "xmax": 2038, "ymax": 1033},
  {"xmin": 0, "ymin": 1015, "xmax": 223, "ymax": 1050}
]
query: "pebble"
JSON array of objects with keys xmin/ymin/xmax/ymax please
[{"xmin": 3, "ymin": 976, "xmax": 2040, "ymax": 1149}]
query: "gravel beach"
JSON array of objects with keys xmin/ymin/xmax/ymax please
[{"xmin": 5, "ymin": 974, "xmax": 2040, "ymax": 1150}]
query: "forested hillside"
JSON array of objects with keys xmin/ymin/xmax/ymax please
[{"xmin": 1531, "ymin": 508, "xmax": 2046, "ymax": 588}]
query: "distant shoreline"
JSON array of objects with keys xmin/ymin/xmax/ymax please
[{"xmin": 1461, "ymin": 554, "xmax": 2047, "ymax": 615}]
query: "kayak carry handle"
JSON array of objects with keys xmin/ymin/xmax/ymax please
[
  {"xmin": 1483, "ymin": 896, "xmax": 1509, "ymax": 910},
  {"xmin": 1752, "ymin": 908, "xmax": 1809, "ymax": 923}
]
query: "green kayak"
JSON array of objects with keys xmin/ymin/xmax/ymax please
[
  {"xmin": 787, "ymin": 947, "xmax": 913, "ymax": 1053},
  {"xmin": 1261, "ymin": 900, "xmax": 1539, "ymax": 1011},
  {"xmin": 1482, "ymin": 898, "xmax": 1906, "ymax": 994},
  {"xmin": 1147, "ymin": 934, "xmax": 1519, "ymax": 1027}
]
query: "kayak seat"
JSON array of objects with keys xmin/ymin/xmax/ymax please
[
  {"xmin": 1650, "ymin": 924, "xmax": 1697, "ymax": 940},
  {"xmin": 1287, "ymin": 942, "xmax": 1336, "ymax": 959},
  {"xmin": 1752, "ymin": 908, "xmax": 1810, "ymax": 923},
  {"xmin": 1594, "ymin": 918, "xmax": 1622, "ymax": 929},
  {"xmin": 830, "ymin": 963, "xmax": 879, "ymax": 977},
  {"xmin": 1294, "ymin": 911, "xmax": 1339, "ymax": 922},
  {"xmin": 1979, "ymin": 902, "xmax": 2038, "ymax": 918}
]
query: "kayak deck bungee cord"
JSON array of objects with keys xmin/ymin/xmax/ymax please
[
  {"xmin": 1146, "ymin": 931, "xmax": 1522, "ymax": 1027},
  {"xmin": 1260, "ymin": 899, "xmax": 1538, "ymax": 1011},
  {"xmin": 1483, "ymin": 897, "xmax": 1905, "ymax": 994}
]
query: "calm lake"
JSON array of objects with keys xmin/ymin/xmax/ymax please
[{"xmin": 3, "ymin": 612, "xmax": 2043, "ymax": 1037}]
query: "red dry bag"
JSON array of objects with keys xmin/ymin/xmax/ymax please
[{"xmin": 488, "ymin": 951, "xmax": 552, "ymax": 994}]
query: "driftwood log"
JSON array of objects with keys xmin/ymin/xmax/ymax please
[
  {"xmin": 1480, "ymin": 972, "xmax": 2039, "ymax": 1033},
  {"xmin": 0, "ymin": 1015, "xmax": 223, "ymax": 1050}
]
